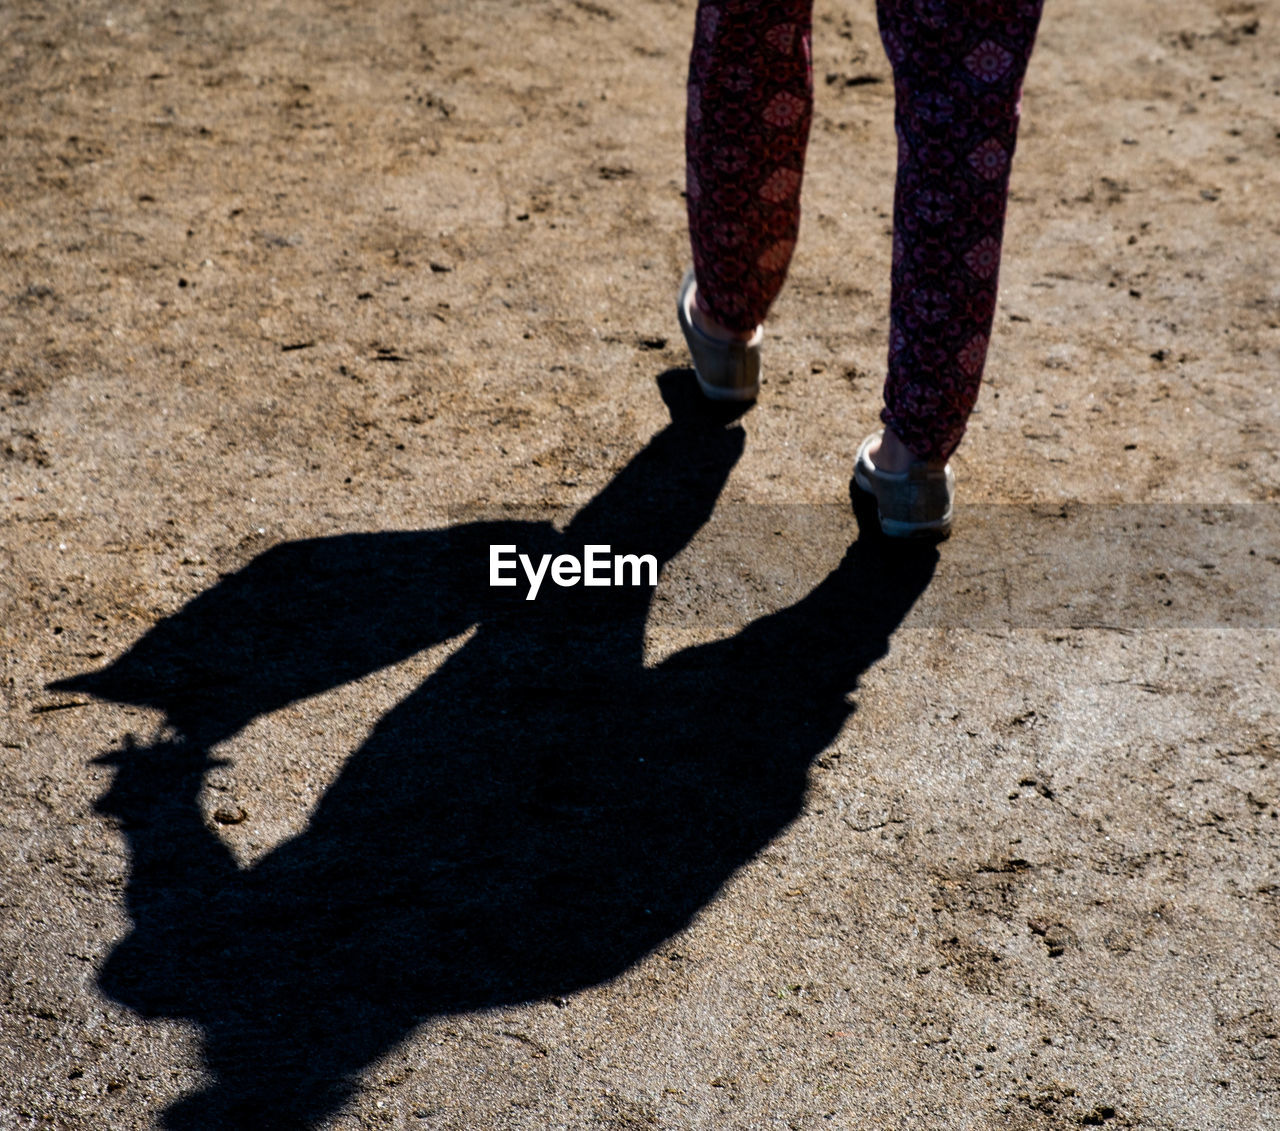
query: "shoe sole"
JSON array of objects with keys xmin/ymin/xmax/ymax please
[{"xmin": 694, "ymin": 372, "xmax": 759, "ymax": 402}]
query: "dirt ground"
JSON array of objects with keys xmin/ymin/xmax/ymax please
[{"xmin": 2, "ymin": 0, "xmax": 1279, "ymax": 1127}]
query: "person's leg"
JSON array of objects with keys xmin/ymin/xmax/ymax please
[
  {"xmin": 686, "ymin": 0, "xmax": 815, "ymax": 338},
  {"xmin": 874, "ymin": 0, "xmax": 1044, "ymax": 466}
]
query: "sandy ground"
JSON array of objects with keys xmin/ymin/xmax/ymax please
[{"xmin": 2, "ymin": 0, "xmax": 1279, "ymax": 1127}]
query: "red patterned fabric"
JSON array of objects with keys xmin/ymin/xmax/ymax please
[{"xmin": 686, "ymin": 0, "xmax": 1044, "ymax": 462}]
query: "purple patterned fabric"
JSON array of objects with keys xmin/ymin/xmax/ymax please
[
  {"xmin": 686, "ymin": 0, "xmax": 1044, "ymax": 463},
  {"xmin": 685, "ymin": 0, "xmax": 815, "ymax": 337}
]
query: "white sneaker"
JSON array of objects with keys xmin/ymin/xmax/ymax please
[
  {"xmin": 853, "ymin": 431, "xmax": 955, "ymax": 539},
  {"xmin": 676, "ymin": 270, "xmax": 762, "ymax": 402}
]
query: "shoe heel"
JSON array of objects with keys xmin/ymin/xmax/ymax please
[{"xmin": 677, "ymin": 270, "xmax": 762, "ymax": 402}]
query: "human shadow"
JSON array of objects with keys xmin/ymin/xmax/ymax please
[{"xmin": 55, "ymin": 371, "xmax": 938, "ymax": 1129}]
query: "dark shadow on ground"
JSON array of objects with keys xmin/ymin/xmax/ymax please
[{"xmin": 55, "ymin": 371, "xmax": 937, "ymax": 1129}]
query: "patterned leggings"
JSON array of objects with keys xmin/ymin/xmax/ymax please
[{"xmin": 686, "ymin": 0, "xmax": 1044, "ymax": 462}]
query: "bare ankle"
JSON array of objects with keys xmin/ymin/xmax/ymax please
[
  {"xmin": 868, "ymin": 428, "xmax": 912, "ymax": 473},
  {"xmin": 869, "ymin": 428, "xmax": 945, "ymax": 472},
  {"xmin": 691, "ymin": 290, "xmax": 758, "ymax": 343}
]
